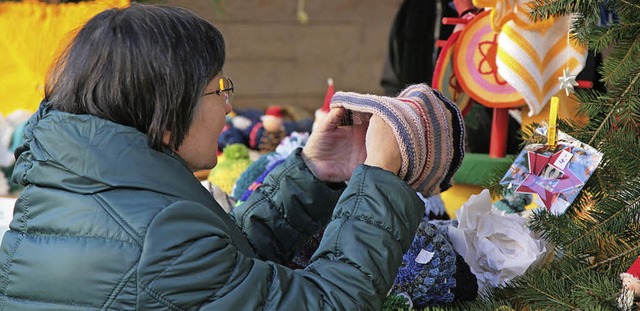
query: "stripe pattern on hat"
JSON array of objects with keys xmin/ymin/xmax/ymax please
[{"xmin": 330, "ymin": 83, "xmax": 465, "ymax": 197}]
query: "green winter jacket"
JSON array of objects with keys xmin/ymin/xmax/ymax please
[{"xmin": 0, "ymin": 104, "xmax": 423, "ymax": 310}]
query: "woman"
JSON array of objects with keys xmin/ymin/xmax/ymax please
[{"xmin": 0, "ymin": 4, "xmax": 424, "ymax": 310}]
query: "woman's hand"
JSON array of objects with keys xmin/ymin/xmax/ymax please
[
  {"xmin": 363, "ymin": 114, "xmax": 401, "ymax": 174},
  {"xmin": 302, "ymin": 107, "xmax": 367, "ymax": 182}
]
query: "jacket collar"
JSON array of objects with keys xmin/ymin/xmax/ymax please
[{"xmin": 14, "ymin": 102, "xmax": 215, "ymax": 208}]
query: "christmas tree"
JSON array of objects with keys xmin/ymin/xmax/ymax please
[{"xmin": 441, "ymin": 0, "xmax": 640, "ymax": 309}]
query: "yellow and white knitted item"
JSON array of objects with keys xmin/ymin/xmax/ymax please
[
  {"xmin": 496, "ymin": 15, "xmax": 587, "ymax": 116},
  {"xmin": 0, "ymin": 0, "xmax": 129, "ymax": 116},
  {"xmin": 474, "ymin": 0, "xmax": 588, "ymax": 116}
]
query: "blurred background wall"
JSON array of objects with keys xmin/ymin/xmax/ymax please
[{"xmin": 167, "ymin": 0, "xmax": 402, "ymax": 113}]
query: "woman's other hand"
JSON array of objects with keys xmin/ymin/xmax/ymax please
[{"xmin": 363, "ymin": 115, "xmax": 401, "ymax": 174}]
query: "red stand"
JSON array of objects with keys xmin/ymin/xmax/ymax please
[{"xmin": 489, "ymin": 108, "xmax": 509, "ymax": 158}]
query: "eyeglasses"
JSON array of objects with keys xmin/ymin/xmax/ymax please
[{"xmin": 203, "ymin": 77, "xmax": 234, "ymax": 102}]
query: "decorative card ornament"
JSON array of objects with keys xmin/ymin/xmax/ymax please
[
  {"xmin": 432, "ymin": 31, "xmax": 472, "ymax": 116},
  {"xmin": 499, "ymin": 126, "xmax": 603, "ymax": 215},
  {"xmin": 453, "ymin": 10, "xmax": 525, "ymax": 108}
]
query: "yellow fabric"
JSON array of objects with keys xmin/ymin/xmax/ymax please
[
  {"xmin": 441, "ymin": 184, "xmax": 485, "ymax": 218},
  {"xmin": 0, "ymin": 0, "xmax": 129, "ymax": 116},
  {"xmin": 442, "ymin": 184, "xmax": 538, "ymax": 218}
]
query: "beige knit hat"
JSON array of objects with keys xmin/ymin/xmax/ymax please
[{"xmin": 330, "ymin": 83, "xmax": 465, "ymax": 197}]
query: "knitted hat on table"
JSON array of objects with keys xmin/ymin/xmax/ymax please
[
  {"xmin": 389, "ymin": 219, "xmax": 478, "ymax": 307},
  {"xmin": 330, "ymin": 83, "xmax": 465, "ymax": 197}
]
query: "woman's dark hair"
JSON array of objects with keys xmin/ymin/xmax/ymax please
[{"xmin": 45, "ymin": 4, "xmax": 225, "ymax": 151}]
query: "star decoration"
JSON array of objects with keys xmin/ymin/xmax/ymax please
[
  {"xmin": 558, "ymin": 68, "xmax": 579, "ymax": 96},
  {"xmin": 516, "ymin": 174, "xmax": 558, "ymax": 210},
  {"xmin": 515, "ymin": 147, "xmax": 584, "ymax": 211}
]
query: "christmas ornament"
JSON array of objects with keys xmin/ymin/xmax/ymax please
[
  {"xmin": 499, "ymin": 126, "xmax": 603, "ymax": 215},
  {"xmin": 619, "ymin": 256, "xmax": 640, "ymax": 310},
  {"xmin": 514, "ymin": 147, "xmax": 584, "ymax": 209},
  {"xmin": 448, "ymin": 189, "xmax": 551, "ymax": 293},
  {"xmin": 495, "ymin": 14, "xmax": 587, "ymax": 116},
  {"xmin": 621, "ymin": 256, "xmax": 640, "ymax": 297},
  {"xmin": 493, "ymin": 187, "xmax": 532, "ymax": 213},
  {"xmin": 453, "ymin": 10, "xmax": 525, "ymax": 108},
  {"xmin": 558, "ymin": 67, "xmax": 579, "ymax": 96},
  {"xmin": 472, "ymin": 1, "xmax": 588, "ymax": 116}
]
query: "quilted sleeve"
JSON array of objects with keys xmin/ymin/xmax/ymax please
[
  {"xmin": 232, "ymin": 148, "xmax": 346, "ymax": 263},
  {"xmin": 139, "ymin": 164, "xmax": 423, "ymax": 310},
  {"xmin": 137, "ymin": 199, "xmax": 349, "ymax": 310}
]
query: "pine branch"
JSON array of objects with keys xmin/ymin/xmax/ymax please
[
  {"xmin": 586, "ymin": 243, "xmax": 640, "ymax": 273},
  {"xmin": 564, "ymin": 196, "xmax": 639, "ymax": 249},
  {"xmin": 619, "ymin": 0, "xmax": 640, "ymax": 11},
  {"xmin": 601, "ymin": 36, "xmax": 640, "ymax": 86},
  {"xmin": 588, "ymin": 64, "xmax": 640, "ymax": 146},
  {"xmin": 521, "ymin": 279, "xmax": 578, "ymax": 310}
]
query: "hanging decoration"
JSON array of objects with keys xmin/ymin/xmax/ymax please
[
  {"xmin": 472, "ymin": 0, "xmax": 588, "ymax": 116},
  {"xmin": 495, "ymin": 15, "xmax": 587, "ymax": 116},
  {"xmin": 558, "ymin": 67, "xmax": 579, "ymax": 96},
  {"xmin": 296, "ymin": 0, "xmax": 309, "ymax": 24},
  {"xmin": 619, "ymin": 256, "xmax": 640, "ymax": 310},
  {"xmin": 499, "ymin": 126, "xmax": 602, "ymax": 215},
  {"xmin": 453, "ymin": 10, "xmax": 525, "ymax": 108}
]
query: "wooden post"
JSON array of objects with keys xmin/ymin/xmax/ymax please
[{"xmin": 489, "ymin": 108, "xmax": 509, "ymax": 158}]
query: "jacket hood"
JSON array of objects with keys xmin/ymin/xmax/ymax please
[{"xmin": 12, "ymin": 103, "xmax": 213, "ymax": 205}]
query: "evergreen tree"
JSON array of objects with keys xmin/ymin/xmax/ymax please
[
  {"xmin": 453, "ymin": 0, "xmax": 640, "ymax": 309},
  {"xmin": 389, "ymin": 1, "xmax": 639, "ymax": 310}
]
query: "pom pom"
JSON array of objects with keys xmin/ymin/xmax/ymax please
[{"xmin": 208, "ymin": 144, "xmax": 253, "ymax": 195}]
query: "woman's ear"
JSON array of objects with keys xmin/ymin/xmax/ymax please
[{"xmin": 162, "ymin": 130, "xmax": 172, "ymax": 147}]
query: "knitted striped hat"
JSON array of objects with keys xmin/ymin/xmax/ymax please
[{"xmin": 330, "ymin": 83, "xmax": 464, "ymax": 197}]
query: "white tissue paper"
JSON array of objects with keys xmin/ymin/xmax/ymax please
[{"xmin": 448, "ymin": 189, "xmax": 551, "ymax": 294}]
